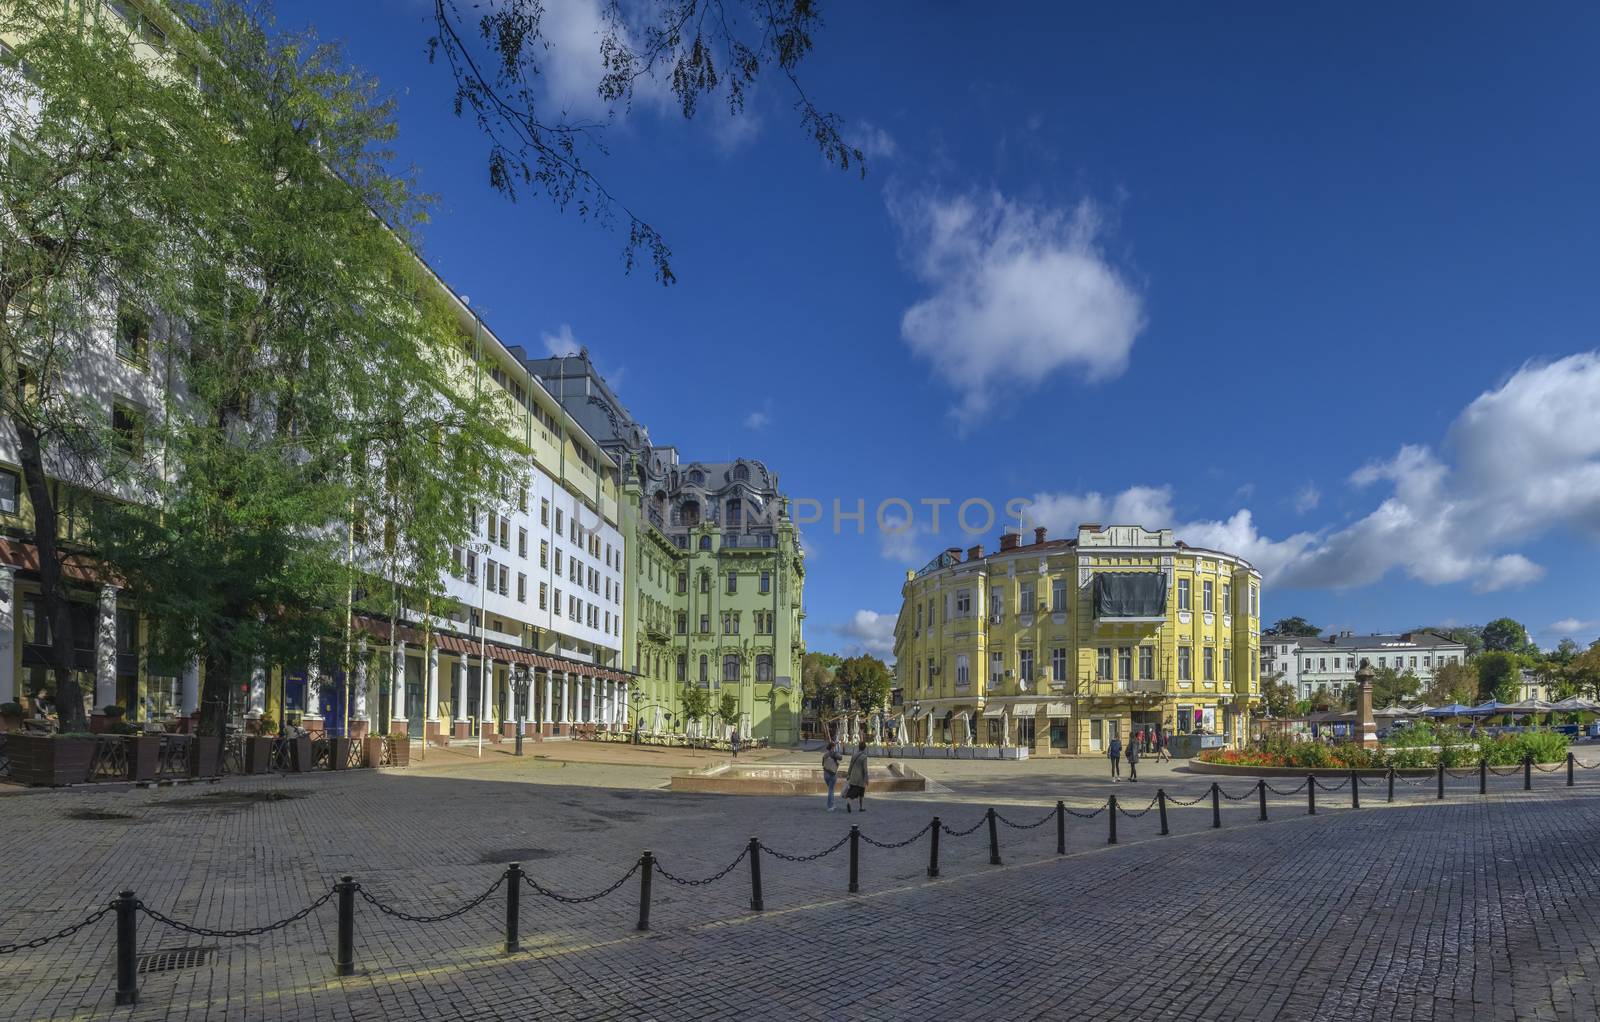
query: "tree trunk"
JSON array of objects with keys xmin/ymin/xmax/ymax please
[
  {"xmin": 14, "ymin": 420, "xmax": 87, "ymax": 732},
  {"xmin": 199, "ymin": 646, "xmax": 235, "ymax": 737}
]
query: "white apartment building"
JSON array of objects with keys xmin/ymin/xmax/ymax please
[{"xmin": 1274, "ymin": 631, "xmax": 1469, "ymax": 701}]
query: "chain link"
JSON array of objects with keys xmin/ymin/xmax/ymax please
[
  {"xmin": 860, "ymin": 821, "xmax": 936, "ymax": 848},
  {"xmin": 1444, "ymin": 767, "xmax": 1479, "ymax": 778},
  {"xmin": 358, "ymin": 876, "xmax": 504, "ymax": 923},
  {"xmin": 1313, "ymin": 777, "xmax": 1350, "ymax": 791},
  {"xmin": 0, "ymin": 907, "xmax": 111, "ymax": 955},
  {"xmin": 940, "ymin": 815, "xmax": 988, "ymax": 837},
  {"xmin": 1577, "ymin": 758, "xmax": 1599, "ymax": 770},
  {"xmin": 523, "ymin": 862, "xmax": 641, "ymax": 904},
  {"xmin": 1165, "ymin": 790, "xmax": 1211, "ymax": 806},
  {"xmin": 654, "ymin": 846, "xmax": 749, "ymax": 887},
  {"xmin": 1533, "ymin": 761, "xmax": 1566, "ymax": 773},
  {"xmin": 1264, "ymin": 780, "xmax": 1309, "ymax": 796},
  {"xmin": 1486, "ymin": 765, "xmax": 1523, "ymax": 777},
  {"xmin": 1062, "ymin": 802, "xmax": 1107, "ymax": 819},
  {"xmin": 1114, "ymin": 796, "xmax": 1159, "ymax": 819},
  {"xmin": 1219, "ymin": 786, "xmax": 1257, "ymax": 801},
  {"xmin": 1393, "ymin": 773, "xmax": 1432, "ymax": 786},
  {"xmin": 139, "ymin": 888, "xmax": 335, "ymax": 938},
  {"xmin": 760, "ymin": 832, "xmax": 852, "ymax": 863},
  {"xmin": 993, "ymin": 809, "xmax": 1054, "ymax": 830}
]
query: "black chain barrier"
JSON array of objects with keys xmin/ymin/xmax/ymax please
[
  {"xmin": 0, "ymin": 907, "xmax": 111, "ymax": 954},
  {"xmin": 139, "ymin": 888, "xmax": 337, "ymax": 938},
  {"xmin": 1313, "ymin": 777, "xmax": 1350, "ymax": 792},
  {"xmin": 522, "ymin": 862, "xmax": 641, "ymax": 904},
  {"xmin": 760, "ymin": 832, "xmax": 852, "ymax": 863},
  {"xmin": 654, "ymin": 846, "xmax": 750, "ymax": 887},
  {"xmin": 1487, "ymin": 764, "xmax": 1523, "ymax": 777},
  {"xmin": 1114, "ymin": 796, "xmax": 1160, "ymax": 819},
  {"xmin": 860, "ymin": 821, "xmax": 936, "ymax": 848},
  {"xmin": 1393, "ymin": 773, "xmax": 1433, "ymax": 786},
  {"xmin": 1062, "ymin": 802, "xmax": 1108, "ymax": 819},
  {"xmin": 1265, "ymin": 780, "xmax": 1310, "ymax": 796},
  {"xmin": 1165, "ymin": 790, "xmax": 1212, "ymax": 806},
  {"xmin": 941, "ymin": 815, "xmax": 988, "ymax": 837},
  {"xmin": 1219, "ymin": 786, "xmax": 1257, "ymax": 801},
  {"xmin": 1533, "ymin": 762, "xmax": 1565, "ymax": 772},
  {"xmin": 994, "ymin": 809, "xmax": 1055, "ymax": 830},
  {"xmin": 358, "ymin": 877, "xmax": 504, "ymax": 923}
]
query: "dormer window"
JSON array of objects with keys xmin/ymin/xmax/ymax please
[{"xmin": 733, "ymin": 464, "xmax": 750, "ymax": 483}]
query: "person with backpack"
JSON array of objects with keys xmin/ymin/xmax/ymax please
[
  {"xmin": 1108, "ymin": 732, "xmax": 1122, "ymax": 780},
  {"xmin": 821, "ymin": 739, "xmax": 842, "ymax": 811}
]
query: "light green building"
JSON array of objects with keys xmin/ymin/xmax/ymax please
[{"xmin": 521, "ymin": 351, "xmax": 806, "ymax": 744}]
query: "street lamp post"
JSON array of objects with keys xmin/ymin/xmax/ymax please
[{"xmin": 514, "ymin": 668, "xmax": 529, "ymax": 756}]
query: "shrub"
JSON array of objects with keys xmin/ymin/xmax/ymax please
[
  {"xmin": 102, "ymin": 705, "xmax": 127, "ymax": 718},
  {"xmin": 0, "ymin": 701, "xmax": 22, "ymax": 718}
]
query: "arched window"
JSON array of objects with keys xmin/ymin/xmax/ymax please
[
  {"xmin": 756, "ymin": 654, "xmax": 773, "ymax": 683},
  {"xmin": 688, "ymin": 469, "xmax": 705, "ymax": 485},
  {"xmin": 723, "ymin": 656, "xmax": 741, "ymax": 683},
  {"xmin": 679, "ymin": 500, "xmax": 700, "ymax": 526},
  {"xmin": 699, "ymin": 535, "xmax": 711, "ymax": 550},
  {"xmin": 698, "ymin": 655, "xmax": 709, "ymax": 683},
  {"xmin": 733, "ymin": 464, "xmax": 750, "ymax": 483},
  {"xmin": 726, "ymin": 498, "xmax": 742, "ymax": 528}
]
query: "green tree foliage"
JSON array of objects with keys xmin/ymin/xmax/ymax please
[
  {"xmin": 1476, "ymin": 651, "xmax": 1520, "ymax": 703},
  {"xmin": 1260, "ymin": 674, "xmax": 1297, "ymax": 718},
  {"xmin": 1481, "ymin": 618, "xmax": 1531, "ymax": 654},
  {"xmin": 801, "ymin": 651, "xmax": 841, "ymax": 709},
  {"xmin": 1421, "ymin": 625, "xmax": 1484, "ymax": 658},
  {"xmin": 1266, "ymin": 616, "xmax": 1322, "ymax": 637},
  {"xmin": 1426, "ymin": 660, "xmax": 1479, "ymax": 706},
  {"xmin": 717, "ymin": 690, "xmax": 739, "ymax": 730},
  {"xmin": 87, "ymin": 4, "xmax": 521, "ymax": 735},
  {"xmin": 835, "ymin": 655, "xmax": 892, "ymax": 713},
  {"xmin": 679, "ymin": 683, "xmax": 710, "ymax": 732},
  {"xmin": 1343, "ymin": 667, "xmax": 1421, "ymax": 710}
]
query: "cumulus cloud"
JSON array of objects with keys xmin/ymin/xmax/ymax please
[
  {"xmin": 1020, "ymin": 353, "xmax": 1600, "ymax": 595},
  {"xmin": 891, "ymin": 190, "xmax": 1145, "ymax": 427},
  {"xmin": 1293, "ymin": 483, "xmax": 1321, "ymax": 514},
  {"xmin": 542, "ymin": 323, "xmax": 581, "ymax": 357},
  {"xmin": 849, "ymin": 121, "xmax": 897, "ymax": 161},
  {"xmin": 1549, "ymin": 618, "xmax": 1599, "ymax": 637},
  {"xmin": 878, "ymin": 510, "xmax": 930, "ymax": 565},
  {"xmin": 743, "ymin": 399, "xmax": 773, "ymax": 431},
  {"xmin": 828, "ymin": 610, "xmax": 898, "ymax": 659}
]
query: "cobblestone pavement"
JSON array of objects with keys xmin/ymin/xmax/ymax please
[{"xmin": 4, "ymin": 754, "xmax": 1600, "ymax": 1020}]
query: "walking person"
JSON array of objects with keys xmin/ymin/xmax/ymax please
[
  {"xmin": 1157, "ymin": 729, "xmax": 1171, "ymax": 763},
  {"xmin": 845, "ymin": 738, "xmax": 869, "ymax": 812},
  {"xmin": 731, "ymin": 728, "xmax": 741, "ymax": 759},
  {"xmin": 1108, "ymin": 733, "xmax": 1122, "ymax": 781},
  {"xmin": 1126, "ymin": 733, "xmax": 1140, "ymax": 782},
  {"xmin": 821, "ymin": 739, "xmax": 842, "ymax": 811}
]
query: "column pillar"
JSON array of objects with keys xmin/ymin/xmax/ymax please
[
  {"xmin": 0, "ymin": 564, "xmax": 16, "ymax": 706},
  {"xmin": 352, "ymin": 640, "xmax": 369, "ymax": 737},
  {"xmin": 453, "ymin": 660, "xmax": 468, "ymax": 721},
  {"xmin": 561, "ymin": 671, "xmax": 572, "ymax": 725},
  {"xmin": 390, "ymin": 642, "xmax": 407, "ymax": 735},
  {"xmin": 425, "ymin": 646, "xmax": 440, "ymax": 741},
  {"xmin": 301, "ymin": 642, "xmax": 320, "ymax": 729},
  {"xmin": 542, "ymin": 670, "xmax": 554, "ymax": 734},
  {"xmin": 582, "ymin": 675, "xmax": 593, "ymax": 724},
  {"xmin": 247, "ymin": 656, "xmax": 266, "ymax": 721},
  {"xmin": 484, "ymin": 656, "xmax": 495, "ymax": 735},
  {"xmin": 95, "ymin": 584, "xmax": 119, "ymax": 713},
  {"xmin": 181, "ymin": 659, "xmax": 201, "ymax": 717},
  {"xmin": 618, "ymin": 682, "xmax": 628, "ymax": 730}
]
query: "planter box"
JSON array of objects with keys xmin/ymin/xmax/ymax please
[
  {"xmin": 329, "ymin": 736, "xmax": 355, "ymax": 770},
  {"xmin": 189, "ymin": 736, "xmax": 223, "ymax": 777},
  {"xmin": 126, "ymin": 735, "xmax": 161, "ymax": 781},
  {"xmin": 361, "ymin": 736, "xmax": 385, "ymax": 767},
  {"xmin": 287, "ymin": 736, "xmax": 313, "ymax": 772},
  {"xmin": 385, "ymin": 738, "xmax": 409, "ymax": 767},
  {"xmin": 8, "ymin": 734, "xmax": 97, "ymax": 785},
  {"xmin": 244, "ymin": 736, "xmax": 274, "ymax": 774}
]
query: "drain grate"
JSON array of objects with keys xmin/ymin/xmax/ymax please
[{"xmin": 137, "ymin": 947, "xmax": 214, "ymax": 975}]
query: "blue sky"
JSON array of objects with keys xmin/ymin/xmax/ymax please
[{"xmin": 279, "ymin": 1, "xmax": 1600, "ymax": 657}]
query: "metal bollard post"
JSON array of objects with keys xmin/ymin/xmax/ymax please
[
  {"xmin": 1307, "ymin": 775, "xmax": 1316, "ymax": 816},
  {"xmin": 1388, "ymin": 766, "xmax": 1395, "ymax": 803},
  {"xmin": 1524, "ymin": 754, "xmax": 1532, "ymax": 791},
  {"xmin": 504, "ymin": 862, "xmax": 522, "ymax": 953},
  {"xmin": 1056, "ymin": 801, "xmax": 1066, "ymax": 855},
  {"xmin": 1569, "ymin": 752, "xmax": 1576, "ymax": 787},
  {"xmin": 1258, "ymin": 778, "xmax": 1268, "ymax": 822},
  {"xmin": 636, "ymin": 851, "xmax": 653, "ymax": 931},
  {"xmin": 928, "ymin": 817, "xmax": 941, "ymax": 877},
  {"xmin": 848, "ymin": 826, "xmax": 860, "ymax": 893},
  {"xmin": 1437, "ymin": 761, "xmax": 1445, "ymax": 800},
  {"xmin": 1479, "ymin": 759, "xmax": 1487, "ymax": 795},
  {"xmin": 335, "ymin": 875, "xmax": 355, "ymax": 977},
  {"xmin": 1107, "ymin": 795, "xmax": 1118, "ymax": 845},
  {"xmin": 747, "ymin": 837, "xmax": 764, "ymax": 912},
  {"xmin": 1158, "ymin": 789, "xmax": 1169, "ymax": 836},
  {"xmin": 114, "ymin": 890, "xmax": 138, "ymax": 1005},
  {"xmin": 986, "ymin": 808, "xmax": 1002, "ymax": 865},
  {"xmin": 1211, "ymin": 783, "xmax": 1221, "ymax": 829},
  {"xmin": 1350, "ymin": 770, "xmax": 1359, "ymax": 809}
]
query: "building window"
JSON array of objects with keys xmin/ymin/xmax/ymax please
[
  {"xmin": 1097, "ymin": 647, "xmax": 1111, "ymax": 680},
  {"xmin": 518, "ymin": 528, "xmax": 528, "ymax": 559},
  {"xmin": 1051, "ymin": 578, "xmax": 1067, "ymax": 612},
  {"xmin": 1223, "ymin": 583, "xmax": 1232, "ymax": 610},
  {"xmin": 726, "ymin": 498, "xmax": 742, "ymax": 528},
  {"xmin": 723, "ymin": 656, "xmax": 739, "ymax": 683},
  {"xmin": 116, "ymin": 299, "xmax": 150, "ymax": 366},
  {"xmin": 1019, "ymin": 584, "xmax": 1034, "ymax": 614},
  {"xmin": 699, "ymin": 572, "xmax": 710, "ymax": 594},
  {"xmin": 677, "ymin": 572, "xmax": 687, "ymax": 594},
  {"xmin": 989, "ymin": 652, "xmax": 1003, "ymax": 687},
  {"xmin": 1249, "ymin": 585, "xmax": 1258, "ymax": 617},
  {"xmin": 756, "ymin": 654, "xmax": 773, "ymax": 683},
  {"xmin": 726, "ymin": 571, "xmax": 737, "ymax": 594},
  {"xmin": 1051, "ymin": 647, "xmax": 1067, "ymax": 682},
  {"xmin": 500, "ymin": 519, "xmax": 510, "ymax": 549},
  {"xmin": 1019, "ymin": 649, "xmax": 1034, "ymax": 683},
  {"xmin": 539, "ymin": 583, "xmax": 547, "ymax": 609},
  {"xmin": 518, "ymin": 485, "xmax": 528, "ymax": 513},
  {"xmin": 0, "ymin": 469, "xmax": 18, "ymax": 515},
  {"xmin": 1203, "ymin": 580, "xmax": 1214, "ymax": 613},
  {"xmin": 555, "ymin": 508, "xmax": 563, "ymax": 533},
  {"xmin": 955, "ymin": 590, "xmax": 972, "ymax": 616},
  {"xmin": 677, "ymin": 654, "xmax": 687, "ymax": 682},
  {"xmin": 955, "ymin": 654, "xmax": 970, "ymax": 688},
  {"xmin": 927, "ymin": 598, "xmax": 936, "ymax": 625},
  {"xmin": 760, "ymin": 571, "xmax": 771, "ymax": 594},
  {"xmin": 990, "ymin": 587, "xmax": 1004, "ymax": 621},
  {"xmin": 540, "ymin": 541, "xmax": 549, "ymax": 567},
  {"xmin": 699, "ymin": 614, "xmax": 710, "ymax": 634},
  {"xmin": 1204, "ymin": 647, "xmax": 1215, "ymax": 683},
  {"xmin": 499, "ymin": 564, "xmax": 509, "ymax": 596},
  {"xmin": 541, "ymin": 498, "xmax": 550, "ymax": 525},
  {"xmin": 1320, "ymin": 658, "xmax": 1327, "ymax": 671},
  {"xmin": 1178, "ymin": 646, "xmax": 1192, "ymax": 681},
  {"xmin": 1177, "ymin": 578, "xmax": 1190, "ymax": 611},
  {"xmin": 111, "ymin": 401, "xmax": 145, "ymax": 456},
  {"xmin": 1118, "ymin": 647, "xmax": 1132, "ymax": 682},
  {"xmin": 1139, "ymin": 646, "xmax": 1154, "ymax": 680},
  {"xmin": 517, "ymin": 573, "xmax": 527, "ymax": 602},
  {"xmin": 699, "ymin": 655, "xmax": 709, "ymax": 683},
  {"xmin": 699, "ymin": 535, "xmax": 712, "ymax": 551},
  {"xmin": 915, "ymin": 605, "xmax": 924, "ymax": 632},
  {"xmin": 1223, "ymin": 649, "xmax": 1233, "ymax": 683},
  {"xmin": 466, "ymin": 551, "xmax": 478, "ymax": 584}
]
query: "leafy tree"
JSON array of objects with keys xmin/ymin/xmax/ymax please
[
  {"xmin": 1551, "ymin": 638, "xmax": 1581, "ymax": 665},
  {"xmin": 717, "ymin": 690, "xmax": 739, "ymax": 731},
  {"xmin": 1421, "ymin": 625, "xmax": 1484, "ymax": 658},
  {"xmin": 835, "ymin": 654, "xmax": 891, "ymax": 713},
  {"xmin": 1425, "ymin": 661, "xmax": 1478, "ymax": 706},
  {"xmin": 1266, "ymin": 616, "xmax": 1322, "ymax": 637},
  {"xmin": 428, "ymin": 0, "xmax": 864, "ymax": 283},
  {"xmin": 1476, "ymin": 651, "xmax": 1520, "ymax": 703},
  {"xmin": 1563, "ymin": 644, "xmax": 1600, "ymax": 700},
  {"xmin": 0, "ymin": 2, "xmax": 224, "ymax": 729},
  {"xmin": 1481, "ymin": 618, "xmax": 1530, "ymax": 654},
  {"xmin": 1345, "ymin": 667, "xmax": 1420, "ymax": 710},
  {"xmin": 1260, "ymin": 673, "xmax": 1296, "ymax": 718},
  {"xmin": 802, "ymin": 651, "xmax": 841, "ymax": 710},
  {"xmin": 91, "ymin": 4, "xmax": 519, "ymax": 736},
  {"xmin": 679, "ymin": 683, "xmax": 710, "ymax": 734}
]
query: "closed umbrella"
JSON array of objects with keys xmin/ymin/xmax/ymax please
[{"xmin": 1425, "ymin": 703, "xmax": 1474, "ymax": 717}]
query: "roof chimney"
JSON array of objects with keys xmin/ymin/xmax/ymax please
[
  {"xmin": 999, "ymin": 528, "xmax": 1020, "ymax": 551},
  {"xmin": 967, "ymin": 544, "xmax": 984, "ymax": 561},
  {"xmin": 1033, "ymin": 527, "xmax": 1048, "ymax": 545},
  {"xmin": 945, "ymin": 547, "xmax": 963, "ymax": 560}
]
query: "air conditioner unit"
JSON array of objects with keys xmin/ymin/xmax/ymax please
[
  {"xmin": 929, "ymin": 665, "xmax": 940, "ymax": 675},
  {"xmin": 1005, "ymin": 669, "xmax": 1015, "ymax": 678},
  {"xmin": 990, "ymin": 614, "xmax": 1003, "ymax": 624}
]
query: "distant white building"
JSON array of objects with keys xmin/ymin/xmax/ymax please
[{"xmin": 1264, "ymin": 631, "xmax": 1469, "ymax": 702}]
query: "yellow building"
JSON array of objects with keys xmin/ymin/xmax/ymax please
[{"xmin": 894, "ymin": 524, "xmax": 1261, "ymax": 754}]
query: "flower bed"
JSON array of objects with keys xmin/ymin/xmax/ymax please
[{"xmin": 1200, "ymin": 724, "xmax": 1570, "ymax": 770}]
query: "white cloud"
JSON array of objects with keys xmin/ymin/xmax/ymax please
[
  {"xmin": 891, "ymin": 190, "xmax": 1146, "ymax": 428},
  {"xmin": 743, "ymin": 399, "xmax": 773, "ymax": 431},
  {"xmin": 828, "ymin": 610, "xmax": 897, "ymax": 659},
  {"xmin": 537, "ymin": 1, "xmax": 671, "ymax": 119},
  {"xmin": 878, "ymin": 512, "xmax": 930, "ymax": 565},
  {"xmin": 1293, "ymin": 483, "xmax": 1321, "ymax": 514},
  {"xmin": 1548, "ymin": 618, "xmax": 1599, "ymax": 636},
  {"xmin": 1019, "ymin": 353, "xmax": 1600, "ymax": 595},
  {"xmin": 542, "ymin": 323, "xmax": 581, "ymax": 357},
  {"xmin": 850, "ymin": 121, "xmax": 897, "ymax": 161}
]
